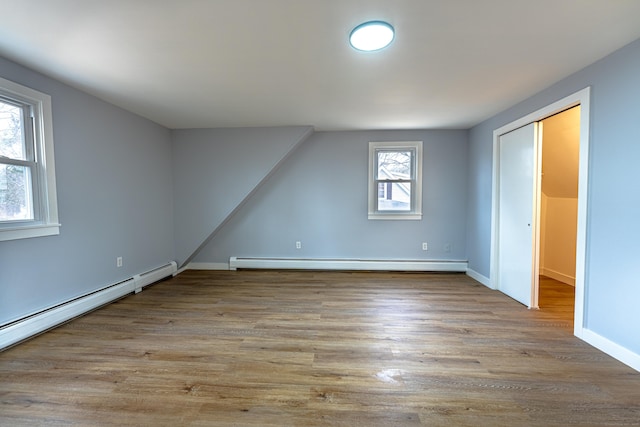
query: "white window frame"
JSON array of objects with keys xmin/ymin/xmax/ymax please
[
  {"xmin": 368, "ymin": 141, "xmax": 422, "ymax": 220},
  {"xmin": 0, "ymin": 76, "xmax": 59, "ymax": 241}
]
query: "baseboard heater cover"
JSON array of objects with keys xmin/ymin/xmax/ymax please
[
  {"xmin": 133, "ymin": 261, "xmax": 179, "ymax": 293},
  {"xmin": 229, "ymin": 257, "xmax": 468, "ymax": 272},
  {"xmin": 0, "ymin": 261, "xmax": 177, "ymax": 350}
]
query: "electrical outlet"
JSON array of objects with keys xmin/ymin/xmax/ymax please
[
  {"xmin": 295, "ymin": 241, "xmax": 302, "ymax": 249},
  {"xmin": 422, "ymin": 242, "xmax": 428, "ymax": 251},
  {"xmin": 116, "ymin": 256, "xmax": 123, "ymax": 267}
]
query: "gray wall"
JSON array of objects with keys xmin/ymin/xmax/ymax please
[
  {"xmin": 193, "ymin": 129, "xmax": 468, "ymax": 263},
  {"xmin": 466, "ymin": 38, "xmax": 640, "ymax": 354},
  {"xmin": 171, "ymin": 126, "xmax": 313, "ymax": 267},
  {"xmin": 0, "ymin": 57, "xmax": 175, "ymax": 326}
]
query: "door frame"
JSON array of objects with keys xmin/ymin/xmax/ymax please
[{"xmin": 490, "ymin": 87, "xmax": 590, "ymax": 338}]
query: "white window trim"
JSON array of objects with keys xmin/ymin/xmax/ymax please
[
  {"xmin": 368, "ymin": 140, "xmax": 423, "ymax": 220},
  {"xmin": 0, "ymin": 76, "xmax": 60, "ymax": 241}
]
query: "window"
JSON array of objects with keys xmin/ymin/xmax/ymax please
[
  {"xmin": 368, "ymin": 141, "xmax": 422, "ymax": 220},
  {"xmin": 0, "ymin": 76, "xmax": 59, "ymax": 241}
]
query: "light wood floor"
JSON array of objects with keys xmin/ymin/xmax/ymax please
[{"xmin": 1, "ymin": 270, "xmax": 639, "ymax": 426}]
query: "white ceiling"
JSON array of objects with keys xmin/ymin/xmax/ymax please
[{"xmin": 1, "ymin": 1, "xmax": 640, "ymax": 131}]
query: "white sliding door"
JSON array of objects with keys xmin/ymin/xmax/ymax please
[{"xmin": 497, "ymin": 123, "xmax": 540, "ymax": 308}]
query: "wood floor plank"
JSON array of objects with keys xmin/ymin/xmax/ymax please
[{"xmin": 1, "ymin": 270, "xmax": 639, "ymax": 426}]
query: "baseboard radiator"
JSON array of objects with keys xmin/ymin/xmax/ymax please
[
  {"xmin": 0, "ymin": 261, "xmax": 177, "ymax": 351},
  {"xmin": 229, "ymin": 257, "xmax": 468, "ymax": 272}
]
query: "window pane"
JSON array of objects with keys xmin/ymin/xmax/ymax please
[
  {"xmin": 377, "ymin": 150, "xmax": 411, "ymax": 179},
  {"xmin": 0, "ymin": 100, "xmax": 26, "ymax": 160},
  {"xmin": 0, "ymin": 163, "xmax": 33, "ymax": 221},
  {"xmin": 377, "ymin": 182, "xmax": 411, "ymax": 211}
]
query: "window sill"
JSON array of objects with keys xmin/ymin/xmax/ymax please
[
  {"xmin": 368, "ymin": 213, "xmax": 422, "ymax": 220},
  {"xmin": 0, "ymin": 223, "xmax": 61, "ymax": 242}
]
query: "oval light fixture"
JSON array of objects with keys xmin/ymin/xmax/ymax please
[{"xmin": 349, "ymin": 21, "xmax": 395, "ymax": 52}]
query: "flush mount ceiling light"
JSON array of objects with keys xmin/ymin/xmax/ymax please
[{"xmin": 349, "ymin": 21, "xmax": 395, "ymax": 52}]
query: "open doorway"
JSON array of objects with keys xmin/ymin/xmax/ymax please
[
  {"xmin": 538, "ymin": 106, "xmax": 580, "ymax": 328},
  {"xmin": 491, "ymin": 87, "xmax": 590, "ymax": 338}
]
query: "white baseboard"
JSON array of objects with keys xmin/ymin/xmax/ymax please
[
  {"xmin": 540, "ymin": 268, "xmax": 575, "ymax": 286},
  {"xmin": 580, "ymin": 328, "xmax": 640, "ymax": 373},
  {"xmin": 0, "ymin": 261, "xmax": 177, "ymax": 350},
  {"xmin": 466, "ymin": 268, "xmax": 491, "ymax": 288},
  {"xmin": 186, "ymin": 262, "xmax": 230, "ymax": 271},
  {"xmin": 133, "ymin": 261, "xmax": 178, "ymax": 293},
  {"xmin": 228, "ymin": 257, "xmax": 468, "ymax": 272}
]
